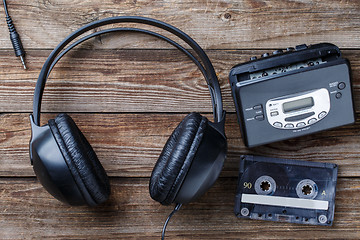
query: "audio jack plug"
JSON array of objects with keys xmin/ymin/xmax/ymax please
[{"xmin": 3, "ymin": 0, "xmax": 27, "ymax": 69}]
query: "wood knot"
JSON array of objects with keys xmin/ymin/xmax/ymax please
[
  {"xmin": 221, "ymin": 12, "xmax": 232, "ymax": 22},
  {"xmin": 224, "ymin": 13, "xmax": 231, "ymax": 19}
]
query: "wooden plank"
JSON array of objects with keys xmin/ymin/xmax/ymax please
[
  {"xmin": 0, "ymin": 177, "xmax": 359, "ymax": 239},
  {"xmin": 0, "ymin": 1, "xmax": 358, "ymax": 239},
  {"xmin": 1, "ymin": 113, "xmax": 360, "ymax": 178},
  {"xmin": 0, "ymin": 0, "xmax": 359, "ymax": 49},
  {"xmin": 0, "ymin": 49, "xmax": 359, "ymax": 113}
]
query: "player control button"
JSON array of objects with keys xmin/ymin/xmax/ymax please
[
  {"xmin": 250, "ymin": 56, "xmax": 257, "ymax": 61},
  {"xmin": 295, "ymin": 44, "xmax": 307, "ymax": 50},
  {"xmin": 273, "ymin": 122, "xmax": 282, "ymax": 128},
  {"xmin": 273, "ymin": 50, "xmax": 283, "ymax": 55},
  {"xmin": 318, "ymin": 111, "xmax": 327, "ymax": 119},
  {"xmin": 284, "ymin": 112, "xmax": 315, "ymax": 122},
  {"xmin": 255, "ymin": 114, "xmax": 264, "ymax": 121},
  {"xmin": 335, "ymin": 92, "xmax": 342, "ymax": 99},
  {"xmin": 296, "ymin": 122, "xmax": 306, "ymax": 128},
  {"xmin": 338, "ymin": 82, "xmax": 346, "ymax": 90},
  {"xmin": 253, "ymin": 104, "xmax": 263, "ymax": 110},
  {"xmin": 308, "ymin": 118, "xmax": 317, "ymax": 125},
  {"xmin": 284, "ymin": 123, "xmax": 294, "ymax": 128},
  {"xmin": 270, "ymin": 111, "xmax": 279, "ymax": 117}
]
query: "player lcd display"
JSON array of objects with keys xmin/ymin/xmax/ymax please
[{"xmin": 283, "ymin": 97, "xmax": 314, "ymax": 113}]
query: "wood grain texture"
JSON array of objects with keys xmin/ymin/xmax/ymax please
[
  {"xmin": 0, "ymin": 178, "xmax": 359, "ymax": 239},
  {"xmin": 1, "ymin": 113, "xmax": 360, "ymax": 178},
  {"xmin": 0, "ymin": 50, "xmax": 359, "ymax": 113},
  {"xmin": 0, "ymin": 0, "xmax": 359, "ymax": 49},
  {"xmin": 1, "ymin": 0, "xmax": 359, "ymax": 239}
]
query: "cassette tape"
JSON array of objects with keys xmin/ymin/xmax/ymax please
[{"xmin": 234, "ymin": 155, "xmax": 338, "ymax": 226}]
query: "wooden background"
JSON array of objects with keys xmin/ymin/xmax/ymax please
[{"xmin": 1, "ymin": 0, "xmax": 359, "ymax": 239}]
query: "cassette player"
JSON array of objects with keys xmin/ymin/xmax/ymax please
[
  {"xmin": 229, "ymin": 43, "xmax": 355, "ymax": 147},
  {"xmin": 234, "ymin": 155, "xmax": 338, "ymax": 226}
]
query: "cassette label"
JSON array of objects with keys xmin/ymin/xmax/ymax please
[{"xmin": 234, "ymin": 155, "xmax": 338, "ymax": 226}]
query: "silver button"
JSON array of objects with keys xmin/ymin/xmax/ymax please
[
  {"xmin": 308, "ymin": 118, "xmax": 317, "ymax": 125},
  {"xmin": 253, "ymin": 104, "xmax": 262, "ymax": 110},
  {"xmin": 284, "ymin": 123, "xmax": 294, "ymax": 129},
  {"xmin": 338, "ymin": 82, "xmax": 346, "ymax": 90},
  {"xmin": 335, "ymin": 92, "xmax": 342, "ymax": 99},
  {"xmin": 273, "ymin": 49, "xmax": 283, "ymax": 55},
  {"xmin": 273, "ymin": 122, "xmax": 282, "ymax": 128},
  {"xmin": 318, "ymin": 111, "xmax": 327, "ymax": 119},
  {"xmin": 296, "ymin": 122, "xmax": 306, "ymax": 128},
  {"xmin": 270, "ymin": 111, "xmax": 279, "ymax": 117},
  {"xmin": 255, "ymin": 114, "xmax": 264, "ymax": 121}
]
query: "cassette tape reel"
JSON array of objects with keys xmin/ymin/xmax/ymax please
[{"xmin": 234, "ymin": 155, "xmax": 338, "ymax": 226}]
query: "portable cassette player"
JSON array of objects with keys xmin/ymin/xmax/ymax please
[{"xmin": 229, "ymin": 43, "xmax": 355, "ymax": 147}]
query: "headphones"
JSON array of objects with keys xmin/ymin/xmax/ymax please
[{"xmin": 29, "ymin": 16, "xmax": 227, "ymax": 207}]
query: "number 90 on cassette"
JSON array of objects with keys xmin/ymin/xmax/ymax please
[{"xmin": 234, "ymin": 155, "xmax": 338, "ymax": 226}]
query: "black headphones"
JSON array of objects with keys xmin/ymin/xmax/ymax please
[{"xmin": 29, "ymin": 16, "xmax": 227, "ymax": 207}]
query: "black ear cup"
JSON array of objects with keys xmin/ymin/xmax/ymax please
[
  {"xmin": 48, "ymin": 113, "xmax": 110, "ymax": 206},
  {"xmin": 149, "ymin": 112, "xmax": 208, "ymax": 205}
]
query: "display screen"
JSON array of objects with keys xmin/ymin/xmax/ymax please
[{"xmin": 283, "ymin": 97, "xmax": 314, "ymax": 113}]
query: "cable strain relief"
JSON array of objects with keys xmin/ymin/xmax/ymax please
[{"xmin": 6, "ymin": 16, "xmax": 15, "ymax": 32}]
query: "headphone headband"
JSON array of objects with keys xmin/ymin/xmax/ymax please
[{"xmin": 32, "ymin": 16, "xmax": 224, "ymax": 126}]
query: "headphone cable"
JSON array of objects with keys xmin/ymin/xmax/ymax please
[
  {"xmin": 2, "ymin": 0, "xmax": 8, "ymax": 16},
  {"xmin": 3, "ymin": 0, "xmax": 27, "ymax": 69},
  {"xmin": 161, "ymin": 203, "xmax": 182, "ymax": 240}
]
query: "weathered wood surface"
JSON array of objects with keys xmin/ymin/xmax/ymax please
[
  {"xmin": 1, "ymin": 0, "xmax": 360, "ymax": 239},
  {"xmin": 0, "ymin": 0, "xmax": 359, "ymax": 49},
  {"xmin": 0, "ymin": 50, "xmax": 359, "ymax": 113},
  {"xmin": 1, "ymin": 113, "xmax": 360, "ymax": 178},
  {"xmin": 0, "ymin": 178, "xmax": 359, "ymax": 239}
]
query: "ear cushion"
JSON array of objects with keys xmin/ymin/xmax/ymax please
[
  {"xmin": 149, "ymin": 112, "xmax": 208, "ymax": 205},
  {"xmin": 48, "ymin": 113, "xmax": 110, "ymax": 206}
]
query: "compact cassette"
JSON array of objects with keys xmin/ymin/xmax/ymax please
[
  {"xmin": 234, "ymin": 155, "xmax": 338, "ymax": 226},
  {"xmin": 229, "ymin": 43, "xmax": 355, "ymax": 147}
]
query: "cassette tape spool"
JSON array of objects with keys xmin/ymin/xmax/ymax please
[{"xmin": 234, "ymin": 155, "xmax": 338, "ymax": 226}]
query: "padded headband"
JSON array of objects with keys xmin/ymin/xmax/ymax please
[{"xmin": 32, "ymin": 16, "xmax": 224, "ymax": 126}]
